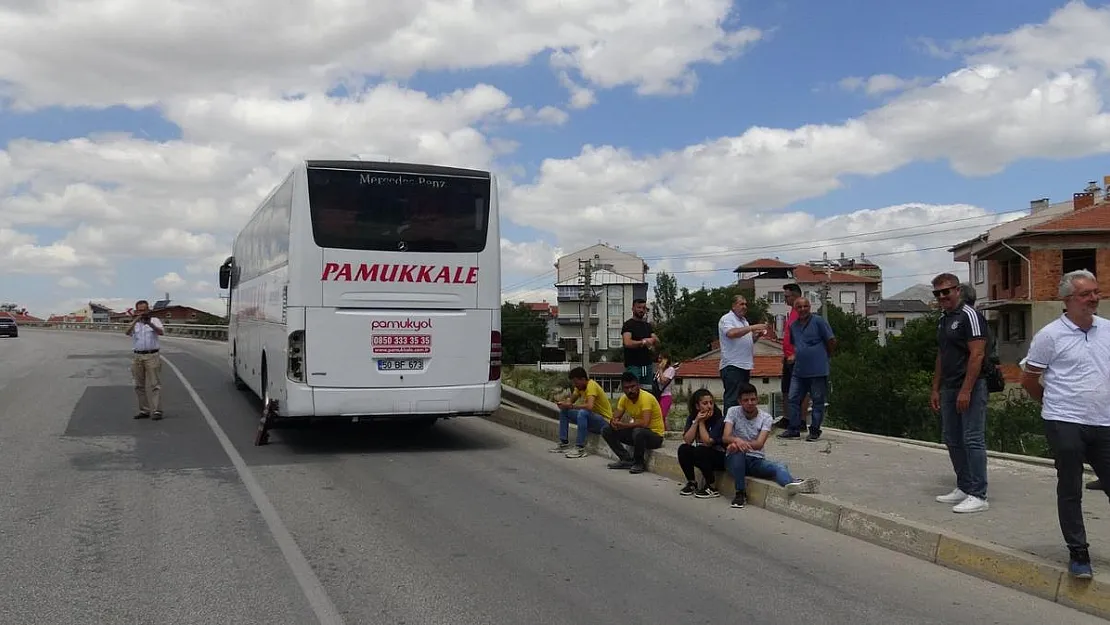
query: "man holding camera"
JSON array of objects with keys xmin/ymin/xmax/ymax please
[{"xmin": 125, "ymin": 299, "xmax": 165, "ymax": 420}]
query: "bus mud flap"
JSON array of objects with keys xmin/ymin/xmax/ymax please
[{"xmin": 254, "ymin": 398, "xmax": 279, "ymax": 446}]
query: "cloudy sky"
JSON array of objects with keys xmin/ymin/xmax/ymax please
[{"xmin": 2, "ymin": 0, "xmax": 1109, "ymax": 317}]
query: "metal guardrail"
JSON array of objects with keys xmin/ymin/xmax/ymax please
[{"xmin": 19, "ymin": 321, "xmax": 229, "ymax": 342}]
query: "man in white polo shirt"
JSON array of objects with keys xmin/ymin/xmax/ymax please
[
  {"xmin": 717, "ymin": 294, "xmax": 768, "ymax": 412},
  {"xmin": 1020, "ymin": 269, "xmax": 1110, "ymax": 580},
  {"xmin": 124, "ymin": 299, "xmax": 165, "ymax": 420}
]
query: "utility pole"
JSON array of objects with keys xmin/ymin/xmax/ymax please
[
  {"xmin": 578, "ymin": 258, "xmax": 595, "ymax": 370},
  {"xmin": 821, "ymin": 252, "xmax": 832, "ymax": 318}
]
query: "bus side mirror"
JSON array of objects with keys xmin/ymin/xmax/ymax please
[{"xmin": 219, "ymin": 257, "xmax": 233, "ymax": 289}]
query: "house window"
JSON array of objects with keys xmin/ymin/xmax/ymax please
[
  {"xmin": 886, "ymin": 319, "xmax": 899, "ymax": 330},
  {"xmin": 1002, "ymin": 310, "xmax": 1027, "ymax": 342},
  {"xmin": 1062, "ymin": 248, "xmax": 1097, "ymax": 277},
  {"xmin": 608, "ymin": 327, "xmax": 621, "ymax": 348},
  {"xmin": 974, "ymin": 260, "xmax": 986, "ymax": 284},
  {"xmin": 766, "ymin": 292, "xmax": 785, "ymax": 304},
  {"xmin": 839, "ymin": 291, "xmax": 857, "ymax": 304}
]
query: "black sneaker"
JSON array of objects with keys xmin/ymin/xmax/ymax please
[
  {"xmin": 629, "ymin": 463, "xmax": 647, "ymax": 474},
  {"xmin": 1069, "ymin": 548, "xmax": 1094, "ymax": 579},
  {"xmin": 134, "ymin": 412, "xmax": 150, "ymax": 419},
  {"xmin": 151, "ymin": 411, "xmax": 163, "ymax": 421},
  {"xmin": 805, "ymin": 430, "xmax": 821, "ymax": 442},
  {"xmin": 607, "ymin": 459, "xmax": 634, "ymax": 470},
  {"xmin": 778, "ymin": 430, "xmax": 800, "ymax": 439},
  {"xmin": 695, "ymin": 486, "xmax": 720, "ymax": 499},
  {"xmin": 679, "ymin": 481, "xmax": 697, "ymax": 496},
  {"xmin": 731, "ymin": 491, "xmax": 746, "ymax": 508}
]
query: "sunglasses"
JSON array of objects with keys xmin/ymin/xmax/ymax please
[{"xmin": 932, "ymin": 287, "xmax": 956, "ymax": 298}]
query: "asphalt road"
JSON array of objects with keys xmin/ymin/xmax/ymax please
[{"xmin": 0, "ymin": 329, "xmax": 1103, "ymax": 625}]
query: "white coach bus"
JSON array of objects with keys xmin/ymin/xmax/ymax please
[{"xmin": 218, "ymin": 160, "xmax": 502, "ymax": 443}]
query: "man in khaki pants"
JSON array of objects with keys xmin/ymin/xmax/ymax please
[{"xmin": 125, "ymin": 300, "xmax": 165, "ymax": 420}]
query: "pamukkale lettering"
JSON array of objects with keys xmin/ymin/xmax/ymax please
[{"xmin": 320, "ymin": 262, "xmax": 479, "ymax": 284}]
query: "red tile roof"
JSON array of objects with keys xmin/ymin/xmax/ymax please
[
  {"xmin": 1027, "ymin": 198, "xmax": 1110, "ymax": 232},
  {"xmin": 735, "ymin": 258, "xmax": 796, "ymax": 270},
  {"xmin": 0, "ymin": 311, "xmax": 43, "ymax": 322},
  {"xmin": 793, "ymin": 265, "xmax": 881, "ymax": 284},
  {"xmin": 675, "ymin": 355, "xmax": 784, "ymax": 379},
  {"xmin": 588, "ymin": 362, "xmax": 628, "ymax": 376}
]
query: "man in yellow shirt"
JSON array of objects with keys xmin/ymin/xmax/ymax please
[
  {"xmin": 553, "ymin": 367, "xmax": 614, "ymax": 458},
  {"xmin": 601, "ymin": 371, "xmax": 666, "ymax": 474}
]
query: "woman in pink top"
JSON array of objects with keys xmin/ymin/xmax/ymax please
[{"xmin": 654, "ymin": 353, "xmax": 677, "ymax": 417}]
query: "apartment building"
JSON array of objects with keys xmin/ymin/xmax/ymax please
[
  {"xmin": 950, "ymin": 177, "xmax": 1110, "ymax": 363},
  {"xmin": 553, "ymin": 244, "xmax": 649, "ymax": 355},
  {"xmin": 733, "ymin": 255, "xmax": 882, "ymax": 334}
]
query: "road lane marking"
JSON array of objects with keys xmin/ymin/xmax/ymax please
[{"xmin": 163, "ymin": 356, "xmax": 346, "ymax": 625}]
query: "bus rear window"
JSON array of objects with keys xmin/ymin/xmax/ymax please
[{"xmin": 307, "ymin": 167, "xmax": 491, "ymax": 253}]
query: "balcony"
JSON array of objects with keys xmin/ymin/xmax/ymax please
[{"xmin": 556, "ymin": 314, "xmax": 599, "ymax": 325}]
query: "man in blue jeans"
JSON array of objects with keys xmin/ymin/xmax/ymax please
[
  {"xmin": 723, "ymin": 382, "xmax": 819, "ymax": 508},
  {"xmin": 930, "ymin": 272, "xmax": 990, "ymax": 514},
  {"xmin": 779, "ymin": 297, "xmax": 836, "ymax": 442},
  {"xmin": 551, "ymin": 366, "xmax": 613, "ymax": 459}
]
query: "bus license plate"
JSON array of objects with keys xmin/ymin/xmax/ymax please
[{"xmin": 377, "ymin": 359, "xmax": 424, "ymax": 371}]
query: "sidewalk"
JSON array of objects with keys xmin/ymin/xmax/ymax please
[{"xmin": 496, "ymin": 386, "xmax": 1110, "ymax": 620}]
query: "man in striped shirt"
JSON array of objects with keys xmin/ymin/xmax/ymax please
[{"xmin": 930, "ymin": 273, "xmax": 990, "ymax": 514}]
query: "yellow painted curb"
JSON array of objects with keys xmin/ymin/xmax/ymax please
[{"xmin": 935, "ymin": 535, "xmax": 1062, "ymax": 602}]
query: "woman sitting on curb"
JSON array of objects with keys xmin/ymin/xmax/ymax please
[{"xmin": 677, "ymin": 388, "xmax": 727, "ymax": 498}]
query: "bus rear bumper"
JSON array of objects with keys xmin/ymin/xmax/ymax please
[{"xmin": 280, "ymin": 380, "xmax": 502, "ymax": 419}]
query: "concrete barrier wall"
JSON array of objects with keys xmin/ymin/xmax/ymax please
[{"xmin": 20, "ymin": 322, "xmax": 228, "ymax": 342}]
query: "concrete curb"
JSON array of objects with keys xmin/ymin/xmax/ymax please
[
  {"xmin": 501, "ymin": 385, "xmax": 1094, "ymax": 472},
  {"xmin": 488, "ymin": 402, "xmax": 1110, "ymax": 620}
]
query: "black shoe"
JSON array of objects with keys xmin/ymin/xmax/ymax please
[
  {"xmin": 778, "ymin": 430, "xmax": 800, "ymax": 439},
  {"xmin": 629, "ymin": 463, "xmax": 647, "ymax": 474},
  {"xmin": 679, "ymin": 481, "xmax": 697, "ymax": 496},
  {"xmin": 731, "ymin": 491, "xmax": 747, "ymax": 508},
  {"xmin": 607, "ymin": 459, "xmax": 634, "ymax": 470},
  {"xmin": 695, "ymin": 486, "xmax": 721, "ymax": 499},
  {"xmin": 1086, "ymin": 479, "xmax": 1103, "ymax": 491},
  {"xmin": 1069, "ymin": 547, "xmax": 1094, "ymax": 579},
  {"xmin": 134, "ymin": 412, "xmax": 150, "ymax": 419},
  {"xmin": 805, "ymin": 430, "xmax": 821, "ymax": 442},
  {"xmin": 151, "ymin": 411, "xmax": 163, "ymax": 421}
]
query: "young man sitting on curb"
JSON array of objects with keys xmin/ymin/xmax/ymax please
[
  {"xmin": 551, "ymin": 366, "xmax": 614, "ymax": 458},
  {"xmin": 723, "ymin": 383, "xmax": 820, "ymax": 509},
  {"xmin": 601, "ymin": 371, "xmax": 666, "ymax": 474}
]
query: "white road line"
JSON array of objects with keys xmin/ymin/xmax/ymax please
[{"xmin": 163, "ymin": 357, "xmax": 346, "ymax": 625}]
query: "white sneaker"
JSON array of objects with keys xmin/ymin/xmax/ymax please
[
  {"xmin": 953, "ymin": 495, "xmax": 989, "ymax": 514},
  {"xmin": 935, "ymin": 488, "xmax": 967, "ymax": 504}
]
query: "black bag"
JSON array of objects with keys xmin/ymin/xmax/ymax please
[
  {"xmin": 650, "ymin": 368, "xmax": 673, "ymax": 398},
  {"xmin": 981, "ymin": 313, "xmax": 1006, "ymax": 393}
]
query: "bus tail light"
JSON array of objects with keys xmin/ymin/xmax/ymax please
[
  {"xmin": 489, "ymin": 330, "xmax": 502, "ymax": 381},
  {"xmin": 287, "ymin": 330, "xmax": 305, "ymax": 382}
]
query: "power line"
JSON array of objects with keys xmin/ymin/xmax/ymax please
[{"xmin": 500, "ymin": 210, "xmax": 1013, "ymax": 295}]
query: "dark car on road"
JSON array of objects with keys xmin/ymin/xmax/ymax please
[{"xmin": 0, "ymin": 318, "xmax": 18, "ymax": 338}]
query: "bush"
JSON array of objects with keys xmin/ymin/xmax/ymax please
[
  {"xmin": 987, "ymin": 389, "xmax": 1050, "ymax": 458},
  {"xmin": 502, "ymin": 366, "xmax": 569, "ymax": 400}
]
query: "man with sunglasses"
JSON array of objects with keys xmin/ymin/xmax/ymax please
[{"xmin": 930, "ymin": 273, "xmax": 990, "ymax": 514}]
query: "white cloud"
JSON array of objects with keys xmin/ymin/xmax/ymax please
[
  {"xmin": 839, "ymin": 74, "xmax": 927, "ymax": 95},
  {"xmin": 0, "ymin": 0, "xmax": 761, "ymax": 109},
  {"xmin": 500, "ymin": 239, "xmax": 562, "ymax": 276},
  {"xmin": 0, "ymin": 228, "xmax": 106, "ymax": 273},
  {"xmin": 153, "ymin": 272, "xmax": 188, "ymax": 293},
  {"xmin": 57, "ymin": 276, "xmax": 88, "ymax": 289}
]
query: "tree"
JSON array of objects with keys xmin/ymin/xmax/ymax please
[
  {"xmin": 823, "ymin": 303, "xmax": 877, "ymax": 356},
  {"xmin": 657, "ymin": 285, "xmax": 769, "ymax": 360},
  {"xmin": 0, "ymin": 303, "xmax": 17, "ymax": 312},
  {"xmin": 653, "ymin": 271, "xmax": 679, "ymax": 323},
  {"xmin": 500, "ymin": 303, "xmax": 547, "ymax": 364}
]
